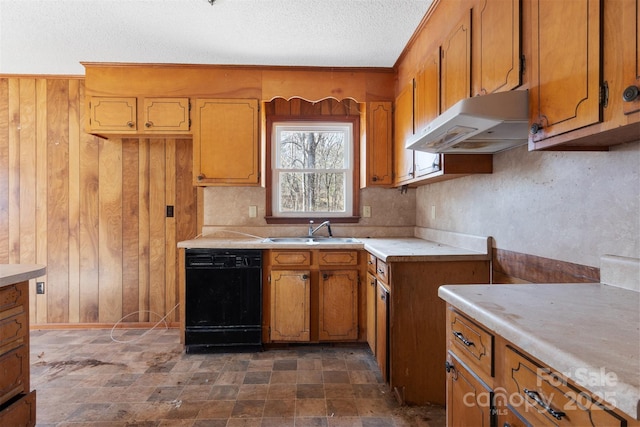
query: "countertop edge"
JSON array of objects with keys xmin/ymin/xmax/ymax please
[
  {"xmin": 438, "ymin": 285, "xmax": 640, "ymax": 422},
  {"xmin": 0, "ymin": 264, "xmax": 47, "ymax": 288}
]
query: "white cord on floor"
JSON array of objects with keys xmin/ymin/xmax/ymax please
[{"xmin": 109, "ymin": 302, "xmax": 180, "ymax": 343}]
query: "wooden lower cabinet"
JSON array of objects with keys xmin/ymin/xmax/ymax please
[
  {"xmin": 265, "ymin": 249, "xmax": 362, "ymax": 343},
  {"xmin": 270, "ymin": 270, "xmax": 311, "ymax": 341},
  {"xmin": 0, "ymin": 281, "xmax": 35, "ymax": 427},
  {"xmin": 445, "ymin": 352, "xmax": 493, "ymax": 427},
  {"xmin": 318, "ymin": 270, "xmax": 358, "ymax": 341},
  {"xmin": 445, "ymin": 305, "xmax": 638, "ymax": 427},
  {"xmin": 364, "ymin": 252, "xmax": 490, "ymax": 406},
  {"xmin": 375, "ymin": 282, "xmax": 389, "ymax": 382}
]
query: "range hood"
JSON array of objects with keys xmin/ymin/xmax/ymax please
[{"xmin": 406, "ymin": 90, "xmax": 529, "ymax": 154}]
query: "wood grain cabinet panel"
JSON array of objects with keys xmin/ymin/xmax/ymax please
[
  {"xmin": 441, "ymin": 11, "xmax": 472, "ymax": 112},
  {"xmin": 193, "ymin": 98, "xmax": 260, "ymax": 186},
  {"xmin": 318, "ymin": 270, "xmax": 358, "ymax": 341},
  {"xmin": 362, "ymin": 101, "xmax": 393, "ymax": 187},
  {"xmin": 270, "ymin": 270, "xmax": 311, "ymax": 342},
  {"xmin": 142, "ymin": 98, "xmax": 190, "ymax": 132},
  {"xmin": 474, "ymin": 0, "xmax": 522, "ymax": 96},
  {"xmin": 88, "ymin": 97, "xmax": 137, "ymax": 133},
  {"xmin": 529, "ymin": 0, "xmax": 602, "ymax": 144},
  {"xmin": 0, "ymin": 281, "xmax": 34, "ymax": 427},
  {"xmin": 446, "ymin": 352, "xmax": 493, "ymax": 427},
  {"xmin": 504, "ymin": 346, "xmax": 625, "ymax": 426},
  {"xmin": 0, "ymin": 390, "xmax": 36, "ymax": 427},
  {"xmin": 393, "ymin": 83, "xmax": 415, "ymax": 186}
]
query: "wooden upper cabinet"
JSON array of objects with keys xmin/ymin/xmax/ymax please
[
  {"xmin": 474, "ymin": 0, "xmax": 522, "ymax": 95},
  {"xmin": 441, "ymin": 11, "xmax": 472, "ymax": 112},
  {"xmin": 142, "ymin": 98, "xmax": 190, "ymax": 132},
  {"xmin": 362, "ymin": 101, "xmax": 393, "ymax": 187},
  {"xmin": 88, "ymin": 96, "xmax": 190, "ymax": 136},
  {"xmin": 393, "ymin": 82, "xmax": 415, "ymax": 185},
  {"xmin": 529, "ymin": 0, "xmax": 602, "ymax": 144},
  {"xmin": 193, "ymin": 98, "xmax": 260, "ymax": 186},
  {"xmin": 414, "ymin": 50, "xmax": 442, "ymax": 179},
  {"xmin": 622, "ymin": 0, "xmax": 640, "ymax": 116},
  {"xmin": 89, "ymin": 97, "xmax": 137, "ymax": 133}
]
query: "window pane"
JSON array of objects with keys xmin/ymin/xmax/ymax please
[
  {"xmin": 279, "ymin": 131, "xmax": 345, "ymax": 169},
  {"xmin": 279, "ymin": 172, "xmax": 345, "ymax": 213}
]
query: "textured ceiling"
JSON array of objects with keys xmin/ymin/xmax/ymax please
[{"xmin": 0, "ymin": 0, "xmax": 434, "ymax": 75}]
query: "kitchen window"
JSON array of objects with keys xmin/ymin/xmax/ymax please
[{"xmin": 266, "ymin": 117, "xmax": 359, "ymax": 222}]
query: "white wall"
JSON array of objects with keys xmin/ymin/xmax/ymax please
[{"xmin": 416, "ymin": 141, "xmax": 640, "ymax": 268}]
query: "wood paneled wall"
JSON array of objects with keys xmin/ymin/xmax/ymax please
[{"xmin": 0, "ymin": 77, "xmax": 197, "ymax": 327}]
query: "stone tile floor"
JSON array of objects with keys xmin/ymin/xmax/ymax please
[{"xmin": 30, "ymin": 328, "xmax": 445, "ymax": 426}]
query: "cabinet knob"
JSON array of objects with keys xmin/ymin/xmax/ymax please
[
  {"xmin": 445, "ymin": 360, "xmax": 454, "ymax": 373},
  {"xmin": 622, "ymin": 85, "xmax": 640, "ymax": 102},
  {"xmin": 322, "ymin": 273, "xmax": 329, "ymax": 280},
  {"xmin": 301, "ymin": 274, "xmax": 309, "ymax": 280},
  {"xmin": 145, "ymin": 121, "xmax": 153, "ymax": 128},
  {"xmin": 530, "ymin": 123, "xmax": 543, "ymax": 134},
  {"xmin": 372, "ymin": 176, "xmax": 378, "ymax": 182},
  {"xmin": 126, "ymin": 121, "xmax": 135, "ymax": 128}
]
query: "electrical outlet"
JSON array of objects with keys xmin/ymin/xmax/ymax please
[
  {"xmin": 249, "ymin": 205, "xmax": 257, "ymax": 218},
  {"xmin": 363, "ymin": 205, "xmax": 371, "ymax": 218},
  {"xmin": 431, "ymin": 205, "xmax": 436, "ymax": 220},
  {"xmin": 36, "ymin": 281, "xmax": 45, "ymax": 294}
]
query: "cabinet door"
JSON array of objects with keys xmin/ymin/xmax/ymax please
[
  {"xmin": 88, "ymin": 97, "xmax": 137, "ymax": 132},
  {"xmin": 318, "ymin": 270, "xmax": 358, "ymax": 341},
  {"xmin": 529, "ymin": 0, "xmax": 602, "ymax": 143},
  {"xmin": 270, "ymin": 270, "xmax": 310, "ymax": 341},
  {"xmin": 193, "ymin": 99, "xmax": 260, "ymax": 186},
  {"xmin": 441, "ymin": 12, "xmax": 472, "ymax": 111},
  {"xmin": 366, "ymin": 272, "xmax": 376, "ymax": 354},
  {"xmin": 393, "ymin": 82, "xmax": 415, "ymax": 185},
  {"xmin": 446, "ymin": 352, "xmax": 493, "ymax": 427},
  {"xmin": 414, "ymin": 49, "xmax": 442, "ymax": 179},
  {"xmin": 142, "ymin": 98, "xmax": 190, "ymax": 132},
  {"xmin": 622, "ymin": 0, "xmax": 640, "ymax": 116},
  {"xmin": 376, "ymin": 282, "xmax": 389, "ymax": 382},
  {"xmin": 474, "ymin": 0, "xmax": 522, "ymax": 95},
  {"xmin": 363, "ymin": 102, "xmax": 393, "ymax": 186}
]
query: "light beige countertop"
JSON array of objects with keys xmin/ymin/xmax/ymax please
[
  {"xmin": 177, "ymin": 235, "xmax": 490, "ymax": 262},
  {"xmin": 438, "ymin": 283, "xmax": 640, "ymax": 421},
  {"xmin": 0, "ymin": 264, "xmax": 47, "ymax": 288},
  {"xmin": 177, "ymin": 228, "xmax": 491, "ymax": 262}
]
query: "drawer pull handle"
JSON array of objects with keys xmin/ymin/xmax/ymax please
[
  {"xmin": 453, "ymin": 331, "xmax": 474, "ymax": 347},
  {"xmin": 377, "ymin": 268, "xmax": 384, "ymax": 274},
  {"xmin": 523, "ymin": 388, "xmax": 566, "ymax": 420}
]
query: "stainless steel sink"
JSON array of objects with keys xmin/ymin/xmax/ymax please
[{"xmin": 262, "ymin": 237, "xmax": 360, "ymax": 244}]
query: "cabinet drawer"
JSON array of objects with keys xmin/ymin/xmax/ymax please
[
  {"xmin": 270, "ymin": 250, "xmax": 311, "ymax": 267},
  {"xmin": 366, "ymin": 253, "xmax": 377, "ymax": 273},
  {"xmin": 0, "ymin": 345, "xmax": 28, "ymax": 405},
  {"xmin": 0, "ymin": 312, "xmax": 27, "ymax": 355},
  {"xmin": 0, "ymin": 390, "xmax": 36, "ymax": 427},
  {"xmin": 318, "ymin": 250, "xmax": 358, "ymax": 266},
  {"xmin": 447, "ymin": 310, "xmax": 493, "ymax": 382},
  {"xmin": 375, "ymin": 259, "xmax": 388, "ymax": 283},
  {"xmin": 0, "ymin": 284, "xmax": 27, "ymax": 317},
  {"xmin": 504, "ymin": 346, "xmax": 625, "ymax": 426}
]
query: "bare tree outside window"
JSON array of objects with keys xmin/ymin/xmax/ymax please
[{"xmin": 273, "ymin": 123, "xmax": 352, "ymax": 217}]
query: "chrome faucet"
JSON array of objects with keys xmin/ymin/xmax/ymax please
[{"xmin": 308, "ymin": 220, "xmax": 332, "ymax": 237}]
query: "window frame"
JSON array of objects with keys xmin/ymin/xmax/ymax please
[{"xmin": 265, "ymin": 115, "xmax": 360, "ymax": 224}]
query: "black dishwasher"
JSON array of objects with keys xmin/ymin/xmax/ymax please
[{"xmin": 185, "ymin": 248, "xmax": 262, "ymax": 353}]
